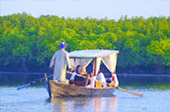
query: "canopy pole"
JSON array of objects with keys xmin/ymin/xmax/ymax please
[
  {"xmin": 115, "ymin": 52, "xmax": 119, "ymax": 73},
  {"xmin": 93, "ymin": 58, "xmax": 97, "ymax": 76},
  {"xmin": 113, "ymin": 52, "xmax": 119, "ymax": 74},
  {"xmin": 74, "ymin": 58, "xmax": 76, "ymax": 69}
]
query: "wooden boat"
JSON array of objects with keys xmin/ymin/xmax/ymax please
[
  {"xmin": 46, "ymin": 80, "xmax": 115, "ymax": 98},
  {"xmin": 45, "ymin": 78, "xmax": 115, "ymax": 97},
  {"xmin": 45, "ymin": 50, "xmax": 119, "ymax": 98}
]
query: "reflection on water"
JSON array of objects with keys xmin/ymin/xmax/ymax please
[
  {"xmin": 49, "ymin": 96, "xmax": 117, "ymax": 112},
  {"xmin": 1, "ymin": 73, "xmax": 170, "ymax": 112},
  {"xmin": 1, "ymin": 86, "xmax": 170, "ymax": 112}
]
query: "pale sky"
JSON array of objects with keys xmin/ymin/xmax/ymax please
[{"xmin": 0, "ymin": 0, "xmax": 169, "ymax": 20}]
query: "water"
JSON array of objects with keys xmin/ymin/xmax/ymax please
[{"xmin": 0, "ymin": 73, "xmax": 170, "ymax": 112}]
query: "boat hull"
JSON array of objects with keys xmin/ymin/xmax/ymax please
[{"xmin": 45, "ymin": 80, "xmax": 115, "ymax": 98}]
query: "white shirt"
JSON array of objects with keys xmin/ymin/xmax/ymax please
[{"xmin": 49, "ymin": 49, "xmax": 71, "ymax": 81}]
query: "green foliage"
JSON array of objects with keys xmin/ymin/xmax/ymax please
[
  {"xmin": 0, "ymin": 13, "xmax": 170, "ymax": 73},
  {"xmin": 146, "ymin": 38, "xmax": 170, "ymax": 66}
]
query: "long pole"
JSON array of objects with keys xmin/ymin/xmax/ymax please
[{"xmin": 17, "ymin": 74, "xmax": 52, "ymax": 90}]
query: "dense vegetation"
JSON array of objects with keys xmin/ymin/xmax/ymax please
[{"xmin": 0, "ymin": 13, "xmax": 170, "ymax": 74}]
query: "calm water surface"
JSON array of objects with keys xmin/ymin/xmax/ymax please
[{"xmin": 0, "ymin": 73, "xmax": 170, "ymax": 112}]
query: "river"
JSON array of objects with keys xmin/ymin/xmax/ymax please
[{"xmin": 0, "ymin": 73, "xmax": 170, "ymax": 112}]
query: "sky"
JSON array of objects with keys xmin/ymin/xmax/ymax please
[{"xmin": 0, "ymin": 0, "xmax": 169, "ymax": 20}]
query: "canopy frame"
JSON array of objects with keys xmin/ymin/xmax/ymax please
[{"xmin": 69, "ymin": 50, "xmax": 119, "ymax": 76}]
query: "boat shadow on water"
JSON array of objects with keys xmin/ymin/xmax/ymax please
[{"xmin": 46, "ymin": 96, "xmax": 118, "ymax": 112}]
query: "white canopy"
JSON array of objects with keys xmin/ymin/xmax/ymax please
[
  {"xmin": 69, "ymin": 50, "xmax": 119, "ymax": 58},
  {"xmin": 69, "ymin": 50, "xmax": 119, "ymax": 75}
]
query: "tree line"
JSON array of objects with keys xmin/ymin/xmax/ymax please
[{"xmin": 0, "ymin": 12, "xmax": 170, "ymax": 74}]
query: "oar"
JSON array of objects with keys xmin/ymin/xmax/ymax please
[
  {"xmin": 67, "ymin": 71, "xmax": 143, "ymax": 97},
  {"xmin": 114, "ymin": 86, "xmax": 143, "ymax": 97},
  {"xmin": 17, "ymin": 74, "xmax": 52, "ymax": 90}
]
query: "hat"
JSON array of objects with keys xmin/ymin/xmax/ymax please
[{"xmin": 60, "ymin": 42, "xmax": 66, "ymax": 48}]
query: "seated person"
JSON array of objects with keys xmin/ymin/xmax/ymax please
[
  {"xmin": 96, "ymin": 69, "xmax": 107, "ymax": 87},
  {"xmin": 70, "ymin": 65, "xmax": 90, "ymax": 86},
  {"xmin": 69, "ymin": 65, "xmax": 81, "ymax": 84},
  {"xmin": 88, "ymin": 69, "xmax": 107, "ymax": 88},
  {"xmin": 106, "ymin": 73, "xmax": 119, "ymax": 88}
]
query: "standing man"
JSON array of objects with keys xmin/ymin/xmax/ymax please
[{"xmin": 49, "ymin": 42, "xmax": 73, "ymax": 82}]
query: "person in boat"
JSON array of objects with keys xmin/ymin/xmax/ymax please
[
  {"xmin": 96, "ymin": 69, "xmax": 107, "ymax": 87},
  {"xmin": 69, "ymin": 65, "xmax": 81, "ymax": 84},
  {"xmin": 106, "ymin": 72, "xmax": 119, "ymax": 88},
  {"xmin": 49, "ymin": 42, "xmax": 73, "ymax": 82},
  {"xmin": 70, "ymin": 65, "xmax": 90, "ymax": 86},
  {"xmin": 88, "ymin": 69, "xmax": 107, "ymax": 87}
]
